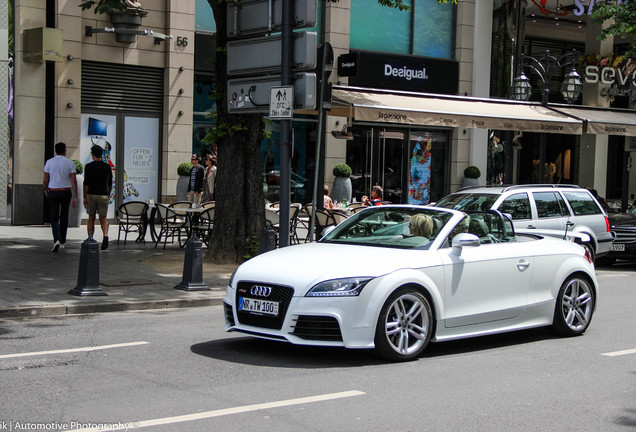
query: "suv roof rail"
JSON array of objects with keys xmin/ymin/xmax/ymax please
[
  {"xmin": 457, "ymin": 185, "xmax": 507, "ymax": 192},
  {"xmin": 502, "ymin": 184, "xmax": 581, "ymax": 192}
]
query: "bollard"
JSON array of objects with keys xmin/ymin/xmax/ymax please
[
  {"xmin": 259, "ymin": 222, "xmax": 277, "ymax": 254},
  {"xmin": 69, "ymin": 237, "xmax": 107, "ymax": 296},
  {"xmin": 174, "ymin": 234, "xmax": 210, "ymax": 291}
]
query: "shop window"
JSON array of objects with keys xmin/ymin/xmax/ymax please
[
  {"xmin": 196, "ymin": 0, "xmax": 216, "ymax": 32},
  {"xmin": 193, "ymin": 74, "xmax": 216, "ymax": 156},
  {"xmin": 350, "ymin": 0, "xmax": 454, "ymax": 58}
]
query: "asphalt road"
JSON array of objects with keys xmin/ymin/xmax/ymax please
[{"xmin": 1, "ymin": 265, "xmax": 635, "ymax": 432}]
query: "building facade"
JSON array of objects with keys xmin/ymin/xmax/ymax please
[{"xmin": 4, "ymin": 0, "xmax": 636, "ymax": 225}]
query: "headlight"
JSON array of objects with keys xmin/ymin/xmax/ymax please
[{"xmin": 306, "ymin": 277, "xmax": 372, "ymax": 297}]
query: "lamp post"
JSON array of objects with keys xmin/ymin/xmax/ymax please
[{"xmin": 511, "ymin": 49, "xmax": 583, "ymax": 182}]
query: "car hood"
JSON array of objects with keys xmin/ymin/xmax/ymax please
[
  {"xmin": 233, "ymin": 242, "xmax": 434, "ymax": 293},
  {"xmin": 608, "ymin": 211, "xmax": 636, "ymax": 227}
]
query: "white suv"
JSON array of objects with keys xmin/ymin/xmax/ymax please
[{"xmin": 436, "ymin": 185, "xmax": 613, "ymax": 260}]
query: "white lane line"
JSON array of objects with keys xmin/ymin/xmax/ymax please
[
  {"xmin": 601, "ymin": 348, "xmax": 636, "ymax": 357},
  {"xmin": 0, "ymin": 341, "xmax": 150, "ymax": 359},
  {"xmin": 67, "ymin": 390, "xmax": 366, "ymax": 432}
]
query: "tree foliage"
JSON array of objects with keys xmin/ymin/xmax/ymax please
[
  {"xmin": 591, "ymin": 0, "xmax": 636, "ymax": 56},
  {"xmin": 206, "ymin": 0, "xmax": 457, "ymax": 263}
]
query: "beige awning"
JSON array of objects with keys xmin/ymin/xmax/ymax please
[
  {"xmin": 550, "ymin": 106, "xmax": 636, "ymax": 136},
  {"xmin": 332, "ymin": 88, "xmax": 583, "ymax": 135}
]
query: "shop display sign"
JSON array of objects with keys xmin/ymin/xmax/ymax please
[{"xmin": 345, "ymin": 51, "xmax": 458, "ymax": 94}]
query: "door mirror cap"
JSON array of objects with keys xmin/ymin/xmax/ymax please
[{"xmin": 452, "ymin": 233, "xmax": 480, "ymax": 255}]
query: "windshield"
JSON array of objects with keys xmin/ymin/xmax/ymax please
[
  {"xmin": 436, "ymin": 193, "xmax": 499, "ymax": 212},
  {"xmin": 321, "ymin": 207, "xmax": 453, "ymax": 249}
]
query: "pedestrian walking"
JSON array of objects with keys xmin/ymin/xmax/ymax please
[
  {"xmin": 43, "ymin": 142, "xmax": 78, "ymax": 252},
  {"xmin": 202, "ymin": 154, "xmax": 217, "ymax": 203},
  {"xmin": 83, "ymin": 145, "xmax": 113, "ymax": 250},
  {"xmin": 187, "ymin": 154, "xmax": 205, "ymax": 207}
]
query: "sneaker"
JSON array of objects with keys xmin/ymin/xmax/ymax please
[
  {"xmin": 59, "ymin": 243, "xmax": 65, "ymax": 250},
  {"xmin": 51, "ymin": 240, "xmax": 61, "ymax": 253},
  {"xmin": 101, "ymin": 236, "xmax": 109, "ymax": 250}
]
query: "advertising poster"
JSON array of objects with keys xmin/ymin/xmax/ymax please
[
  {"xmin": 123, "ymin": 117, "xmax": 159, "ymax": 203},
  {"xmin": 407, "ymin": 135, "xmax": 432, "ymax": 205}
]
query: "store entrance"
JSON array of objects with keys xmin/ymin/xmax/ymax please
[{"xmin": 348, "ymin": 127, "xmax": 405, "ymax": 204}]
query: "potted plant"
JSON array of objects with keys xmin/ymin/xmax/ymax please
[
  {"xmin": 79, "ymin": 0, "xmax": 148, "ymax": 43},
  {"xmin": 331, "ymin": 163, "xmax": 353, "ymax": 204},
  {"xmin": 176, "ymin": 161, "xmax": 193, "ymax": 201},
  {"xmin": 462, "ymin": 165, "xmax": 481, "ymax": 187},
  {"xmin": 69, "ymin": 160, "xmax": 84, "ymax": 228}
]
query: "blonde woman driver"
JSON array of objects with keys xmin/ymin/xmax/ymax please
[{"xmin": 409, "ymin": 214, "xmax": 434, "ymax": 238}]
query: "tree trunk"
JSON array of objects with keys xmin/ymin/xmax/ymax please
[{"xmin": 207, "ymin": 0, "xmax": 266, "ymax": 263}]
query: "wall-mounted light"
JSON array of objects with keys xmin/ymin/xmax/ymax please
[
  {"xmin": 179, "ymin": 88, "xmax": 184, "ymax": 94},
  {"xmin": 67, "ymin": 55, "xmax": 73, "ymax": 61},
  {"xmin": 178, "ymin": 110, "xmax": 184, "ymax": 116},
  {"xmin": 67, "ymin": 103, "xmax": 73, "ymax": 109},
  {"xmin": 67, "ymin": 79, "xmax": 73, "ymax": 85},
  {"xmin": 179, "ymin": 66, "xmax": 185, "ymax": 72}
]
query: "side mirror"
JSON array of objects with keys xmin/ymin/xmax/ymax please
[
  {"xmin": 321, "ymin": 225, "xmax": 336, "ymax": 239},
  {"xmin": 451, "ymin": 233, "xmax": 480, "ymax": 255}
]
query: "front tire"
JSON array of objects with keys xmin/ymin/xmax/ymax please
[
  {"xmin": 374, "ymin": 288, "xmax": 432, "ymax": 362},
  {"xmin": 551, "ymin": 275, "xmax": 595, "ymax": 337}
]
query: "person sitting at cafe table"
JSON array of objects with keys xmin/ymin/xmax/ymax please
[
  {"xmin": 409, "ymin": 214, "xmax": 434, "ymax": 238},
  {"xmin": 324, "ymin": 184, "xmax": 335, "ymax": 209},
  {"xmin": 362, "ymin": 185, "xmax": 383, "ymax": 206}
]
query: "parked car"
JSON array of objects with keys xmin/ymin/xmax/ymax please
[
  {"xmin": 601, "ymin": 209, "xmax": 636, "ymax": 264},
  {"xmin": 223, "ymin": 205, "xmax": 597, "ymax": 362},
  {"xmin": 435, "ymin": 184, "xmax": 613, "ymax": 261}
]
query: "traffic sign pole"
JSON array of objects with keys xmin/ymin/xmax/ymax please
[{"xmin": 278, "ymin": 0, "xmax": 293, "ymax": 248}]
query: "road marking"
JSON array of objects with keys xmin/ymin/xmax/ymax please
[
  {"xmin": 0, "ymin": 341, "xmax": 149, "ymax": 359},
  {"xmin": 601, "ymin": 348, "xmax": 636, "ymax": 357},
  {"xmin": 67, "ymin": 390, "xmax": 366, "ymax": 431}
]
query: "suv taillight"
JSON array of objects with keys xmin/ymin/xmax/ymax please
[{"xmin": 605, "ymin": 216, "xmax": 610, "ymax": 233}]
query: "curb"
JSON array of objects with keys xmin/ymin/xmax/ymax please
[{"xmin": 0, "ymin": 297, "xmax": 225, "ymax": 319}]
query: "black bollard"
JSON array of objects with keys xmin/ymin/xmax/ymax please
[
  {"xmin": 69, "ymin": 237, "xmax": 107, "ymax": 296},
  {"xmin": 174, "ymin": 234, "xmax": 210, "ymax": 291},
  {"xmin": 259, "ymin": 222, "xmax": 277, "ymax": 254}
]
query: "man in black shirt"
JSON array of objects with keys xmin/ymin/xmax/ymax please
[{"xmin": 83, "ymin": 145, "xmax": 113, "ymax": 249}]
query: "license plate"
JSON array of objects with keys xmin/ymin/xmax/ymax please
[
  {"xmin": 610, "ymin": 243, "xmax": 626, "ymax": 252},
  {"xmin": 238, "ymin": 297, "xmax": 279, "ymax": 316}
]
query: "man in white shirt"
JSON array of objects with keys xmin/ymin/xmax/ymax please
[{"xmin": 43, "ymin": 142, "xmax": 78, "ymax": 252}]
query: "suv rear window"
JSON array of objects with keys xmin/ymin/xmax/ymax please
[
  {"xmin": 562, "ymin": 191, "xmax": 603, "ymax": 216},
  {"xmin": 533, "ymin": 192, "xmax": 570, "ymax": 218}
]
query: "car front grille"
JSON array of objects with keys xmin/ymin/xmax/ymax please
[
  {"xmin": 223, "ymin": 302, "xmax": 235, "ymax": 326},
  {"xmin": 612, "ymin": 227, "xmax": 636, "ymax": 243},
  {"xmin": 235, "ymin": 282, "xmax": 294, "ymax": 330},
  {"xmin": 291, "ymin": 315, "xmax": 343, "ymax": 341}
]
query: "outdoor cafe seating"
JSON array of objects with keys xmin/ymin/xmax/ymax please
[{"xmin": 117, "ymin": 201, "xmax": 149, "ymax": 244}]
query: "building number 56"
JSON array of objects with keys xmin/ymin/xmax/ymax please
[{"xmin": 176, "ymin": 36, "xmax": 188, "ymax": 47}]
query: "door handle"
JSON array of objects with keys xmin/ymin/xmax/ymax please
[
  {"xmin": 526, "ymin": 225, "xmax": 536, "ymax": 229},
  {"xmin": 517, "ymin": 259, "xmax": 531, "ymax": 271}
]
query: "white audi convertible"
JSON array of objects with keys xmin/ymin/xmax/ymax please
[{"xmin": 223, "ymin": 206, "xmax": 597, "ymax": 361}]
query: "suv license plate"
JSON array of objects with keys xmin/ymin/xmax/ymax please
[
  {"xmin": 238, "ymin": 297, "xmax": 279, "ymax": 316},
  {"xmin": 610, "ymin": 243, "xmax": 626, "ymax": 252}
]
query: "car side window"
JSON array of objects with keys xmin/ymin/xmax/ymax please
[
  {"xmin": 533, "ymin": 192, "xmax": 569, "ymax": 218},
  {"xmin": 498, "ymin": 193, "xmax": 530, "ymax": 220},
  {"xmin": 562, "ymin": 191, "xmax": 603, "ymax": 216}
]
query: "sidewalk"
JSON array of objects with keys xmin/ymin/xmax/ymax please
[{"xmin": 0, "ymin": 221, "xmax": 237, "ymax": 319}]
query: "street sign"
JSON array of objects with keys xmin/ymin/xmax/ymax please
[
  {"xmin": 228, "ymin": 73, "xmax": 316, "ymax": 113},
  {"xmin": 269, "ymin": 86, "xmax": 294, "ymax": 119},
  {"xmin": 227, "ymin": 0, "xmax": 318, "ymax": 38},
  {"xmin": 227, "ymin": 31, "xmax": 317, "ymax": 76}
]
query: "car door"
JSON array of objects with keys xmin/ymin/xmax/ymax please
[
  {"xmin": 438, "ymin": 215, "xmax": 534, "ymax": 328},
  {"xmin": 528, "ymin": 191, "xmax": 570, "ymax": 234}
]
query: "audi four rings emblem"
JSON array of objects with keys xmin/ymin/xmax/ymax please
[{"xmin": 250, "ymin": 285, "xmax": 272, "ymax": 297}]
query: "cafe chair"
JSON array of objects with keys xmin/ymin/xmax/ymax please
[
  {"xmin": 169, "ymin": 201, "xmax": 192, "ymax": 222},
  {"xmin": 314, "ymin": 208, "xmax": 336, "ymax": 239},
  {"xmin": 191, "ymin": 206, "xmax": 215, "ymax": 247},
  {"xmin": 330, "ymin": 210, "xmax": 349, "ymax": 226},
  {"xmin": 155, "ymin": 203, "xmax": 189, "ymax": 249},
  {"xmin": 117, "ymin": 201, "xmax": 149, "ymax": 244},
  {"xmin": 201, "ymin": 201, "xmax": 215, "ymax": 209}
]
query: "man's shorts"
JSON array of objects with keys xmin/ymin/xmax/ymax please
[{"xmin": 86, "ymin": 194, "xmax": 109, "ymax": 217}]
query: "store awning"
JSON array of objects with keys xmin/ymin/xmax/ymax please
[
  {"xmin": 332, "ymin": 87, "xmax": 583, "ymax": 135},
  {"xmin": 550, "ymin": 105, "xmax": 636, "ymax": 136}
]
